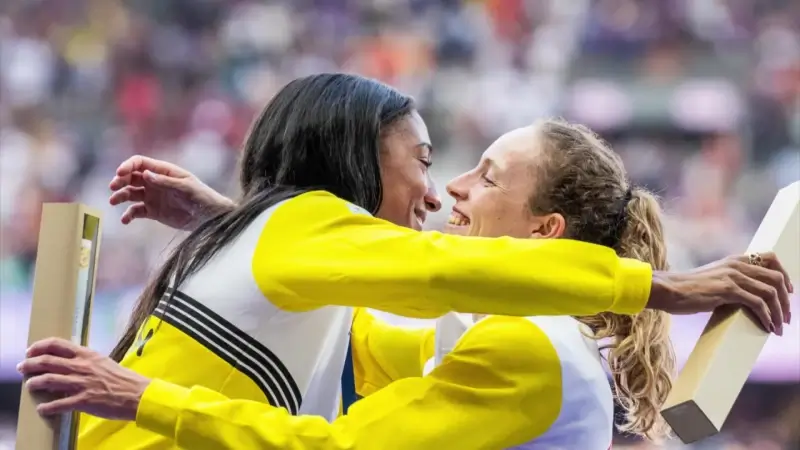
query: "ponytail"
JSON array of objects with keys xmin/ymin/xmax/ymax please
[
  {"xmin": 536, "ymin": 118, "xmax": 677, "ymax": 441},
  {"xmin": 580, "ymin": 188, "xmax": 676, "ymax": 441}
]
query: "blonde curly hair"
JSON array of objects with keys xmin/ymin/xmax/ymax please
[{"xmin": 532, "ymin": 118, "xmax": 676, "ymax": 441}]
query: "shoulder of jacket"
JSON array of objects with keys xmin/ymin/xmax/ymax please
[
  {"xmin": 456, "ymin": 316, "xmax": 560, "ymax": 371},
  {"xmin": 286, "ymin": 191, "xmax": 372, "ymax": 216}
]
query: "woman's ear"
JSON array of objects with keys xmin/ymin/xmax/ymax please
[{"xmin": 530, "ymin": 213, "xmax": 566, "ymax": 239}]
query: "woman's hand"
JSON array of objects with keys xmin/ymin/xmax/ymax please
[
  {"xmin": 110, "ymin": 155, "xmax": 236, "ymax": 231},
  {"xmin": 17, "ymin": 338, "xmax": 150, "ymax": 421},
  {"xmin": 648, "ymin": 252, "xmax": 793, "ymax": 335}
]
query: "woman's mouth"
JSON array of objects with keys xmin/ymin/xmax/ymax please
[
  {"xmin": 414, "ymin": 210, "xmax": 427, "ymax": 229},
  {"xmin": 447, "ymin": 210, "xmax": 470, "ymax": 227}
]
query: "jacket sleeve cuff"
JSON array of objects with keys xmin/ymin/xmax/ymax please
[
  {"xmin": 611, "ymin": 257, "xmax": 652, "ymax": 315},
  {"xmin": 135, "ymin": 378, "xmax": 191, "ymax": 439}
]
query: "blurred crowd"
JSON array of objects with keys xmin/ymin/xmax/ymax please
[{"xmin": 0, "ymin": 0, "xmax": 798, "ymax": 448}]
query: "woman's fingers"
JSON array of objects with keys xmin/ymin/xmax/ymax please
[
  {"xmin": 742, "ymin": 277, "xmax": 783, "ymax": 335},
  {"xmin": 116, "ymin": 156, "xmax": 164, "ymax": 177},
  {"xmin": 747, "ymin": 267, "xmax": 789, "ymax": 330},
  {"xmin": 121, "ymin": 203, "xmax": 149, "ymax": 224},
  {"xmin": 26, "ymin": 373, "xmax": 83, "ymax": 395},
  {"xmin": 759, "ymin": 252, "xmax": 794, "ymax": 323},
  {"xmin": 759, "ymin": 252, "xmax": 794, "ymax": 293},
  {"xmin": 109, "ymin": 185, "xmax": 146, "ymax": 206},
  {"xmin": 733, "ymin": 257, "xmax": 790, "ymax": 328},
  {"xmin": 20, "ymin": 339, "xmax": 90, "ymax": 378},
  {"xmin": 19, "ymin": 342, "xmax": 149, "ymax": 421},
  {"xmin": 36, "ymin": 393, "xmax": 85, "ymax": 417},
  {"xmin": 109, "ymin": 171, "xmax": 146, "ymax": 191},
  {"xmin": 26, "ymin": 338, "xmax": 80, "ymax": 359},
  {"xmin": 18, "ymin": 355, "xmax": 78, "ymax": 377},
  {"xmin": 116, "ymin": 155, "xmax": 189, "ymax": 178},
  {"xmin": 730, "ymin": 283, "xmax": 774, "ymax": 333}
]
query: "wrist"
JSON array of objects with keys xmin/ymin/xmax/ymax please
[
  {"xmin": 185, "ymin": 192, "xmax": 236, "ymax": 231},
  {"xmin": 206, "ymin": 192, "xmax": 236, "ymax": 217},
  {"xmin": 647, "ymin": 271, "xmax": 678, "ymax": 311},
  {"xmin": 214, "ymin": 195, "xmax": 236, "ymax": 214},
  {"xmin": 123, "ymin": 376, "xmax": 151, "ymax": 422}
]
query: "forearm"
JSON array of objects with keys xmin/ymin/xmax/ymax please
[
  {"xmin": 137, "ymin": 380, "xmax": 355, "ymax": 450},
  {"xmin": 268, "ymin": 235, "xmax": 650, "ymax": 318},
  {"xmin": 646, "ymin": 271, "xmax": 679, "ymax": 310},
  {"xmin": 192, "ymin": 194, "xmax": 236, "ymax": 229},
  {"xmin": 134, "ymin": 317, "xmax": 560, "ymax": 450}
]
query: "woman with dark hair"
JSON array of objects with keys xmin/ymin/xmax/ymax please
[
  {"xmin": 77, "ymin": 73, "xmax": 453, "ymax": 448},
  {"xmin": 19, "ymin": 74, "xmax": 791, "ymax": 449}
]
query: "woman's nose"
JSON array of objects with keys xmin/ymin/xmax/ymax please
[
  {"xmin": 446, "ymin": 175, "xmax": 468, "ymax": 201},
  {"xmin": 425, "ymin": 180, "xmax": 442, "ymax": 212}
]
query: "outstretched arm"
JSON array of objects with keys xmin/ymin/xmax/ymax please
[
  {"xmin": 109, "ymin": 156, "xmax": 791, "ymax": 331},
  {"xmin": 135, "ymin": 316, "xmax": 561, "ymax": 450},
  {"xmin": 110, "ymin": 155, "xmax": 791, "ymax": 331},
  {"xmin": 255, "ymin": 191, "xmax": 651, "ymax": 319}
]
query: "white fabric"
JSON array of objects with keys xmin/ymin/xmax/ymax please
[
  {"xmin": 427, "ymin": 312, "xmax": 614, "ymax": 449},
  {"xmin": 177, "ymin": 201, "xmax": 353, "ymax": 421}
]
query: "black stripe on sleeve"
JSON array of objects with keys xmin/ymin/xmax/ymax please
[{"xmin": 154, "ymin": 289, "xmax": 302, "ymax": 414}]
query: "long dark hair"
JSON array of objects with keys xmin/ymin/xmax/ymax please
[{"xmin": 111, "ymin": 73, "xmax": 415, "ymax": 361}]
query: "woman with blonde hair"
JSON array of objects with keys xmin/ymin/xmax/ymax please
[
  {"xmin": 418, "ymin": 117, "xmax": 677, "ymax": 445},
  {"xmin": 19, "ymin": 117, "xmax": 792, "ymax": 449}
]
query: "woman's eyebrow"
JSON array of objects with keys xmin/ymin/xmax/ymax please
[
  {"xmin": 416, "ymin": 142, "xmax": 433, "ymax": 155},
  {"xmin": 483, "ymin": 157, "xmax": 501, "ymax": 172}
]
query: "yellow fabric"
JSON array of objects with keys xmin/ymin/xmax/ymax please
[
  {"xmin": 78, "ymin": 317, "xmax": 269, "ymax": 449},
  {"xmin": 253, "ymin": 191, "xmax": 651, "ymax": 317},
  {"xmin": 136, "ymin": 316, "xmax": 563, "ymax": 450},
  {"xmin": 77, "ymin": 310, "xmax": 428, "ymax": 449},
  {"xmin": 613, "ymin": 257, "xmax": 652, "ymax": 314},
  {"xmin": 351, "ymin": 308, "xmax": 434, "ymax": 397},
  {"xmin": 83, "ymin": 189, "xmax": 652, "ymax": 448}
]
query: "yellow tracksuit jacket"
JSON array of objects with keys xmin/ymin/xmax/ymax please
[
  {"xmin": 79, "ymin": 190, "xmax": 651, "ymax": 448},
  {"xmin": 135, "ymin": 314, "xmax": 570, "ymax": 449}
]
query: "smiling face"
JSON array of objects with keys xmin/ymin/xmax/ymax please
[
  {"xmin": 444, "ymin": 125, "xmax": 566, "ymax": 239},
  {"xmin": 451, "ymin": 118, "xmax": 676, "ymax": 441},
  {"xmin": 376, "ymin": 110, "xmax": 442, "ymax": 231}
]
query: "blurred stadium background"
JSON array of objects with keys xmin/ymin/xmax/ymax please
[{"xmin": 0, "ymin": 0, "xmax": 798, "ymax": 448}]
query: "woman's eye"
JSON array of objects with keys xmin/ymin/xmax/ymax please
[
  {"xmin": 419, "ymin": 159, "xmax": 432, "ymax": 168},
  {"xmin": 481, "ymin": 174, "xmax": 496, "ymax": 186}
]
